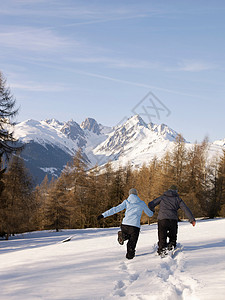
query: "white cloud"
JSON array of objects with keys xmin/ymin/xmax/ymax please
[
  {"xmin": 0, "ymin": 26, "xmax": 78, "ymax": 52},
  {"xmin": 0, "ymin": 1, "xmax": 156, "ymax": 20},
  {"xmin": 66, "ymin": 56, "xmax": 160, "ymax": 69},
  {"xmin": 178, "ymin": 60, "xmax": 216, "ymax": 72},
  {"xmin": 10, "ymin": 81, "xmax": 70, "ymax": 92}
]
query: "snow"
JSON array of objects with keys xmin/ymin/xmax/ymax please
[
  {"xmin": 213, "ymin": 138, "xmax": 225, "ymax": 148},
  {"xmin": 39, "ymin": 167, "xmax": 59, "ymax": 175},
  {"xmin": 14, "ymin": 119, "xmax": 78, "ymax": 155},
  {"xmin": 12, "ymin": 116, "xmax": 225, "ymax": 172},
  {"xmin": 92, "ymin": 115, "xmax": 180, "ymax": 168},
  {"xmin": 1, "ymin": 218, "xmax": 225, "ymax": 300}
]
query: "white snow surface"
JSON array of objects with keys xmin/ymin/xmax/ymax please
[
  {"xmin": 14, "ymin": 119, "xmax": 78, "ymax": 154},
  {"xmin": 92, "ymin": 115, "xmax": 180, "ymax": 167},
  {"xmin": 213, "ymin": 138, "xmax": 225, "ymax": 147},
  {"xmin": 1, "ymin": 218, "xmax": 225, "ymax": 300}
]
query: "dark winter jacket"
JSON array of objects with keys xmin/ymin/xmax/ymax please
[{"xmin": 148, "ymin": 190, "xmax": 195, "ymax": 223}]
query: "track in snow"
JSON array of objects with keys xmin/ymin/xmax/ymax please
[{"xmin": 111, "ymin": 244, "xmax": 199, "ymax": 300}]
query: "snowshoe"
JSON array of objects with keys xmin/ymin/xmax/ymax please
[{"xmin": 158, "ymin": 248, "xmax": 168, "ymax": 258}]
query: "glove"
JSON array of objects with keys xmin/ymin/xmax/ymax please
[
  {"xmin": 191, "ymin": 220, "xmax": 196, "ymax": 227},
  {"xmin": 97, "ymin": 214, "xmax": 104, "ymax": 221}
]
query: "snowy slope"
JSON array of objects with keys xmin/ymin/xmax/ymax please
[
  {"xmin": 213, "ymin": 138, "xmax": 225, "ymax": 148},
  {"xmin": 13, "ymin": 118, "xmax": 112, "ymax": 182},
  {"xmin": 0, "ymin": 219, "xmax": 225, "ymax": 300},
  {"xmin": 14, "ymin": 119, "xmax": 78, "ymax": 155},
  {"xmin": 12, "ymin": 116, "xmax": 225, "ymax": 183},
  {"xmin": 92, "ymin": 115, "xmax": 183, "ymax": 168}
]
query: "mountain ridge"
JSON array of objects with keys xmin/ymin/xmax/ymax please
[{"xmin": 13, "ymin": 115, "xmax": 224, "ymax": 184}]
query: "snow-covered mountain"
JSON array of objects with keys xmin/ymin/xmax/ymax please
[
  {"xmin": 13, "ymin": 115, "xmax": 225, "ymax": 184},
  {"xmin": 91, "ymin": 115, "xmax": 180, "ymax": 168},
  {"xmin": 213, "ymin": 138, "xmax": 225, "ymax": 148},
  {"xmin": 13, "ymin": 117, "xmax": 112, "ymax": 183}
]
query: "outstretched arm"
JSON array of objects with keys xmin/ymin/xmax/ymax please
[
  {"xmin": 148, "ymin": 197, "xmax": 161, "ymax": 212},
  {"xmin": 179, "ymin": 200, "xmax": 196, "ymax": 224},
  {"xmin": 101, "ymin": 201, "xmax": 126, "ymax": 218},
  {"xmin": 143, "ymin": 203, "xmax": 154, "ymax": 217}
]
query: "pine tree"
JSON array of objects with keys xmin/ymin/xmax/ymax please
[
  {"xmin": 0, "ymin": 153, "xmax": 6, "ymax": 196},
  {"xmin": 85, "ymin": 166, "xmax": 101, "ymax": 228},
  {"xmin": 217, "ymin": 150, "xmax": 225, "ymax": 216},
  {"xmin": 0, "ymin": 71, "xmax": 21, "ymax": 159},
  {"xmin": 61, "ymin": 149, "xmax": 88, "ymax": 229},
  {"xmin": 105, "ymin": 166, "xmax": 125, "ymax": 227},
  {"xmin": 171, "ymin": 134, "xmax": 187, "ymax": 191},
  {"xmin": 185, "ymin": 139, "xmax": 209, "ymax": 217},
  {"xmin": 123, "ymin": 162, "xmax": 135, "ymax": 196},
  {"xmin": 0, "ymin": 155, "xmax": 34, "ymax": 239},
  {"xmin": 95, "ymin": 161, "xmax": 114, "ymax": 228},
  {"xmin": 34, "ymin": 175, "xmax": 50, "ymax": 230},
  {"xmin": 45, "ymin": 177, "xmax": 70, "ymax": 231}
]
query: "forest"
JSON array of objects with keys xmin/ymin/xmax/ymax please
[
  {"xmin": 0, "ymin": 71, "xmax": 225, "ymax": 239},
  {"xmin": 0, "ymin": 138, "xmax": 225, "ymax": 240}
]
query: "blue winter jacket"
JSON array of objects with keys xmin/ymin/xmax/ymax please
[{"xmin": 102, "ymin": 194, "xmax": 154, "ymax": 228}]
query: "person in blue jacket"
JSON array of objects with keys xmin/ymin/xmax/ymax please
[{"xmin": 97, "ymin": 188, "xmax": 154, "ymax": 259}]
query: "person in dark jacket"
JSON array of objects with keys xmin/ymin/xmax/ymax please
[
  {"xmin": 97, "ymin": 188, "xmax": 154, "ymax": 259},
  {"xmin": 148, "ymin": 185, "xmax": 196, "ymax": 256}
]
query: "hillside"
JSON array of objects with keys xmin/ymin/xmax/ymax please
[
  {"xmin": 13, "ymin": 116, "xmax": 225, "ymax": 184},
  {"xmin": 1, "ymin": 218, "xmax": 225, "ymax": 299}
]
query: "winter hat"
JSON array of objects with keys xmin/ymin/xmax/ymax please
[
  {"xmin": 169, "ymin": 185, "xmax": 177, "ymax": 191},
  {"xmin": 129, "ymin": 188, "xmax": 138, "ymax": 195}
]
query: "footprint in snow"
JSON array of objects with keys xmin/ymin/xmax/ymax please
[{"xmin": 113, "ymin": 280, "xmax": 126, "ymax": 297}]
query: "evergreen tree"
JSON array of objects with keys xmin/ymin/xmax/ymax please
[
  {"xmin": 0, "ymin": 152, "xmax": 6, "ymax": 197},
  {"xmin": 123, "ymin": 162, "xmax": 135, "ymax": 196},
  {"xmin": 185, "ymin": 139, "xmax": 209, "ymax": 217},
  {"xmin": 0, "ymin": 71, "xmax": 21, "ymax": 159},
  {"xmin": 63, "ymin": 149, "xmax": 88, "ymax": 229},
  {"xmin": 45, "ymin": 177, "xmax": 70, "ymax": 231},
  {"xmin": 34, "ymin": 175, "xmax": 50, "ymax": 230},
  {"xmin": 85, "ymin": 166, "xmax": 101, "ymax": 228},
  {"xmin": 171, "ymin": 134, "xmax": 187, "ymax": 191},
  {"xmin": 217, "ymin": 150, "xmax": 225, "ymax": 217},
  {"xmin": 105, "ymin": 166, "xmax": 125, "ymax": 227},
  {"xmin": 0, "ymin": 155, "xmax": 34, "ymax": 239},
  {"xmin": 157, "ymin": 152, "xmax": 172, "ymax": 192},
  {"xmin": 96, "ymin": 161, "xmax": 114, "ymax": 228}
]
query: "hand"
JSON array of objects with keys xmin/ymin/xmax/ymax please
[
  {"xmin": 191, "ymin": 220, "xmax": 196, "ymax": 227},
  {"xmin": 97, "ymin": 214, "xmax": 104, "ymax": 221}
]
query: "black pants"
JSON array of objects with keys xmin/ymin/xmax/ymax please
[
  {"xmin": 158, "ymin": 219, "xmax": 178, "ymax": 252},
  {"xmin": 121, "ymin": 224, "xmax": 140, "ymax": 259}
]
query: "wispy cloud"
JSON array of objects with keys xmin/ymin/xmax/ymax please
[
  {"xmin": 30, "ymin": 62, "xmax": 210, "ymax": 100},
  {"xmin": 66, "ymin": 56, "xmax": 160, "ymax": 69},
  {"xmin": 0, "ymin": 1, "xmax": 156, "ymax": 21},
  {"xmin": 0, "ymin": 26, "xmax": 79, "ymax": 52},
  {"xmin": 177, "ymin": 60, "xmax": 216, "ymax": 72},
  {"xmin": 10, "ymin": 81, "xmax": 70, "ymax": 92}
]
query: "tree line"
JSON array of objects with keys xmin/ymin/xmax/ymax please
[
  {"xmin": 0, "ymin": 71, "xmax": 225, "ymax": 239},
  {"xmin": 1, "ymin": 139, "xmax": 225, "ymax": 239}
]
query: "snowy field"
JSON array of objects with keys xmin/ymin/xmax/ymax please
[{"xmin": 0, "ymin": 218, "xmax": 225, "ymax": 300}]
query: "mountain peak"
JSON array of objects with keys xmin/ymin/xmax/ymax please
[
  {"xmin": 45, "ymin": 118, "xmax": 64, "ymax": 129},
  {"xmin": 121, "ymin": 115, "xmax": 147, "ymax": 129},
  {"xmin": 148, "ymin": 122, "xmax": 180, "ymax": 141},
  {"xmin": 61, "ymin": 120, "xmax": 85, "ymax": 143},
  {"xmin": 81, "ymin": 118, "xmax": 101, "ymax": 135}
]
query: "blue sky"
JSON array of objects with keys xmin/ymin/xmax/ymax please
[{"xmin": 0, "ymin": 0, "xmax": 225, "ymax": 143}]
